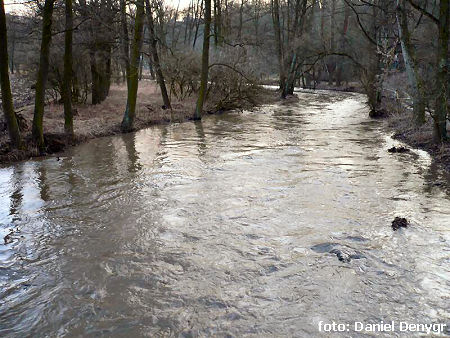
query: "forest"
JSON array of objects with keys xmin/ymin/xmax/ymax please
[
  {"xmin": 0, "ymin": 0, "xmax": 449, "ymax": 162},
  {"xmin": 1, "ymin": 0, "xmax": 450, "ymax": 336}
]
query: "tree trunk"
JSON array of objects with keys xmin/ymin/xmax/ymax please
[
  {"xmin": 238, "ymin": 0, "xmax": 243, "ymax": 40},
  {"xmin": 148, "ymin": 56, "xmax": 155, "ymax": 79},
  {"xmin": 120, "ymin": 0, "xmax": 130, "ymax": 86},
  {"xmin": 328, "ymin": 0, "xmax": 336, "ymax": 85},
  {"xmin": 0, "ymin": 0, "xmax": 23, "ymax": 149},
  {"xmin": 193, "ymin": 0, "xmax": 204, "ymax": 49},
  {"xmin": 194, "ymin": 0, "xmax": 211, "ymax": 120},
  {"xmin": 336, "ymin": 0, "xmax": 350, "ymax": 87},
  {"xmin": 285, "ymin": 0, "xmax": 306, "ymax": 95},
  {"xmin": 121, "ymin": 0, "xmax": 145, "ymax": 132},
  {"xmin": 90, "ymin": 50, "xmax": 101, "ymax": 104},
  {"xmin": 272, "ymin": 0, "xmax": 286, "ymax": 98},
  {"xmin": 63, "ymin": 0, "xmax": 74, "ymax": 136},
  {"xmin": 253, "ymin": 0, "xmax": 260, "ymax": 45},
  {"xmin": 32, "ymin": 0, "xmax": 54, "ymax": 152},
  {"xmin": 91, "ymin": 47, "xmax": 111, "ymax": 104},
  {"xmin": 145, "ymin": 0, "xmax": 171, "ymax": 109},
  {"xmin": 213, "ymin": 0, "xmax": 221, "ymax": 45},
  {"xmin": 396, "ymin": 0, "xmax": 426, "ymax": 125},
  {"xmin": 9, "ymin": 20, "xmax": 15, "ymax": 74},
  {"xmin": 434, "ymin": 0, "xmax": 449, "ymax": 142}
]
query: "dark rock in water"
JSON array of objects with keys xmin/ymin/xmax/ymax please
[
  {"xmin": 161, "ymin": 105, "xmax": 168, "ymax": 110},
  {"xmin": 388, "ymin": 146, "xmax": 410, "ymax": 153},
  {"xmin": 4, "ymin": 232, "xmax": 13, "ymax": 244},
  {"xmin": 392, "ymin": 217, "xmax": 408, "ymax": 230},
  {"xmin": 330, "ymin": 249, "xmax": 351, "ymax": 262},
  {"xmin": 311, "ymin": 243, "xmax": 366, "ymax": 263},
  {"xmin": 330, "ymin": 248, "xmax": 366, "ymax": 262}
]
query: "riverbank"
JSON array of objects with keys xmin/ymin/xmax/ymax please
[
  {"xmin": 316, "ymin": 72, "xmax": 450, "ymax": 173},
  {"xmin": 0, "ymin": 80, "xmax": 280, "ymax": 164},
  {"xmin": 378, "ymin": 72, "xmax": 450, "ymax": 171},
  {"xmin": 387, "ymin": 108, "xmax": 450, "ymax": 171}
]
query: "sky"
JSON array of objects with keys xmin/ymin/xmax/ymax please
[{"xmin": 4, "ymin": 0, "xmax": 191, "ymax": 14}]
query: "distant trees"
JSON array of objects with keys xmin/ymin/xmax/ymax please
[{"xmin": 1, "ymin": 0, "xmax": 449, "ymax": 153}]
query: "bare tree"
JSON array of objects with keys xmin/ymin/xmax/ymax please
[
  {"xmin": 194, "ymin": 0, "xmax": 211, "ymax": 119},
  {"xmin": 63, "ymin": 0, "xmax": 74, "ymax": 135},
  {"xmin": 434, "ymin": 0, "xmax": 449, "ymax": 141},
  {"xmin": 396, "ymin": 0, "xmax": 426, "ymax": 125},
  {"xmin": 0, "ymin": 0, "xmax": 23, "ymax": 149},
  {"xmin": 145, "ymin": 0, "xmax": 171, "ymax": 109},
  {"xmin": 121, "ymin": 0, "xmax": 145, "ymax": 132},
  {"xmin": 32, "ymin": 0, "xmax": 55, "ymax": 152}
]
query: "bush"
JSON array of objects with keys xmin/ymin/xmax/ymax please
[{"xmin": 162, "ymin": 51, "xmax": 201, "ymax": 100}]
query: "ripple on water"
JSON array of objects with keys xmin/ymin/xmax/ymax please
[{"xmin": 0, "ymin": 90, "xmax": 449, "ymax": 336}]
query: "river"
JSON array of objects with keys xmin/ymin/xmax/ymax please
[{"xmin": 0, "ymin": 90, "xmax": 449, "ymax": 337}]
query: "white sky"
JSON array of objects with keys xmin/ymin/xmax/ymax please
[{"xmin": 4, "ymin": 0, "xmax": 190, "ymax": 14}]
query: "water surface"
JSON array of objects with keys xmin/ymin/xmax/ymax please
[{"xmin": 1, "ymin": 91, "xmax": 449, "ymax": 337}]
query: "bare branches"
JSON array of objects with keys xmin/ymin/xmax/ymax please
[
  {"xmin": 342, "ymin": 0, "xmax": 378, "ymax": 46},
  {"xmin": 209, "ymin": 62, "xmax": 254, "ymax": 83},
  {"xmin": 407, "ymin": 0, "xmax": 439, "ymax": 25}
]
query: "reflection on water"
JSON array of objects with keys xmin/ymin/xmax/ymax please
[{"xmin": 0, "ymin": 91, "xmax": 449, "ymax": 337}]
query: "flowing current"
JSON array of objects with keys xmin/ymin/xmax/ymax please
[{"xmin": 0, "ymin": 91, "xmax": 449, "ymax": 337}]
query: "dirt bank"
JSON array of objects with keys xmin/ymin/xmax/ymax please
[
  {"xmin": 387, "ymin": 111, "xmax": 450, "ymax": 172},
  {"xmin": 1, "ymin": 80, "xmax": 279, "ymax": 165}
]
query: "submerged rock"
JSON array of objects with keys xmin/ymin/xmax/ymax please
[
  {"xmin": 4, "ymin": 232, "xmax": 13, "ymax": 244},
  {"xmin": 311, "ymin": 243, "xmax": 365, "ymax": 263},
  {"xmin": 392, "ymin": 217, "xmax": 408, "ymax": 230},
  {"xmin": 330, "ymin": 248, "xmax": 351, "ymax": 262},
  {"xmin": 388, "ymin": 146, "xmax": 410, "ymax": 153}
]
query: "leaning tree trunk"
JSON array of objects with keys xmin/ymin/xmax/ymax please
[
  {"xmin": 63, "ymin": 0, "xmax": 74, "ymax": 136},
  {"xmin": 121, "ymin": 0, "xmax": 145, "ymax": 132},
  {"xmin": 194, "ymin": 0, "xmax": 211, "ymax": 120},
  {"xmin": 396, "ymin": 0, "xmax": 426, "ymax": 125},
  {"xmin": 0, "ymin": 0, "xmax": 23, "ymax": 149},
  {"xmin": 434, "ymin": 0, "xmax": 449, "ymax": 142},
  {"xmin": 145, "ymin": 0, "xmax": 171, "ymax": 109},
  {"xmin": 32, "ymin": 0, "xmax": 54, "ymax": 152},
  {"xmin": 272, "ymin": 0, "xmax": 286, "ymax": 99}
]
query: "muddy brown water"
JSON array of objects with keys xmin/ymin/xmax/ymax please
[{"xmin": 0, "ymin": 91, "xmax": 449, "ymax": 337}]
